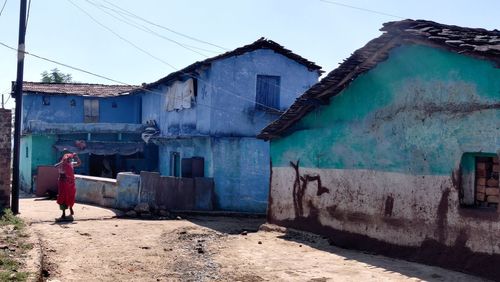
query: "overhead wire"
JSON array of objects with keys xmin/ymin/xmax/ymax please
[
  {"xmin": 67, "ymin": 0, "xmax": 283, "ymax": 113},
  {"xmin": 101, "ymin": 0, "xmax": 229, "ymax": 51},
  {"xmin": 83, "ymin": 0, "xmax": 211, "ymax": 58},
  {"xmin": 88, "ymin": 0, "xmax": 219, "ymax": 54},
  {"xmin": 91, "ymin": 0, "xmax": 303, "ymax": 109},
  {"xmin": 319, "ymin": 0, "xmax": 405, "ymax": 19},
  {"xmin": 0, "ymin": 41, "xmax": 130, "ymax": 85},
  {"xmin": 25, "ymin": 0, "xmax": 31, "ymax": 32},
  {"xmin": 0, "ymin": 0, "xmax": 7, "ymax": 17},
  {"xmin": 66, "ymin": 0, "xmax": 181, "ymax": 72},
  {"xmin": 0, "ymin": 40, "xmax": 250, "ymax": 116}
]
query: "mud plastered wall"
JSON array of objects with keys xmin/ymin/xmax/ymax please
[
  {"xmin": 269, "ymin": 45, "xmax": 500, "ymax": 279},
  {"xmin": 0, "ymin": 109, "xmax": 12, "ymax": 208}
]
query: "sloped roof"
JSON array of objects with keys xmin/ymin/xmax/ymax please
[
  {"xmin": 142, "ymin": 37, "xmax": 323, "ymax": 90},
  {"xmin": 258, "ymin": 19, "xmax": 500, "ymax": 140},
  {"xmin": 20, "ymin": 82, "xmax": 139, "ymax": 97}
]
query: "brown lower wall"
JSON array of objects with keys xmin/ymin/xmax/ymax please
[
  {"xmin": 270, "ymin": 215, "xmax": 500, "ymax": 281},
  {"xmin": 0, "ymin": 109, "xmax": 11, "ymax": 208},
  {"xmin": 269, "ymin": 166, "xmax": 500, "ymax": 281}
]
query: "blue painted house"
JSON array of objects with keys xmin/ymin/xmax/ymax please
[
  {"xmin": 136, "ymin": 38, "xmax": 322, "ymax": 212},
  {"xmin": 18, "ymin": 82, "xmax": 157, "ymax": 193}
]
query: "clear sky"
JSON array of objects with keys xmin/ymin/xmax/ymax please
[{"xmin": 0, "ymin": 0, "xmax": 498, "ymax": 109}]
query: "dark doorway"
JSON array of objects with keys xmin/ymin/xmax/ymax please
[{"xmin": 89, "ymin": 154, "xmax": 116, "ymax": 178}]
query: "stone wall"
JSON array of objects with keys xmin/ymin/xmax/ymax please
[{"xmin": 0, "ymin": 109, "xmax": 12, "ymax": 208}]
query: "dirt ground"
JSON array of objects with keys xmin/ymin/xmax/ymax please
[{"xmin": 19, "ymin": 198, "xmax": 487, "ymax": 282}]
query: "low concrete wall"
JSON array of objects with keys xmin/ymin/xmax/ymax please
[
  {"xmin": 116, "ymin": 173, "xmax": 140, "ymax": 209},
  {"xmin": 140, "ymin": 171, "xmax": 214, "ymax": 211},
  {"xmin": 75, "ymin": 175, "xmax": 118, "ymax": 208},
  {"xmin": 75, "ymin": 172, "xmax": 214, "ymax": 211}
]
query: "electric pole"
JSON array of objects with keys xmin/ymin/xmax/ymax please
[{"xmin": 12, "ymin": 0, "xmax": 28, "ymax": 214}]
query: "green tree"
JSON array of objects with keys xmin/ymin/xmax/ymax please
[{"xmin": 40, "ymin": 68, "xmax": 73, "ymax": 83}]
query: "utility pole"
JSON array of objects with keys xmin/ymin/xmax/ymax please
[{"xmin": 12, "ymin": 0, "xmax": 28, "ymax": 214}]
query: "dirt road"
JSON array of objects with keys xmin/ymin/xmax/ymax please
[{"xmin": 19, "ymin": 198, "xmax": 486, "ymax": 281}]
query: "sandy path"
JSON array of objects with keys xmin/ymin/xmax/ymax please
[{"xmin": 19, "ymin": 198, "xmax": 486, "ymax": 282}]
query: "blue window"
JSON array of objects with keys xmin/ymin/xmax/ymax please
[{"xmin": 255, "ymin": 75, "xmax": 280, "ymax": 111}]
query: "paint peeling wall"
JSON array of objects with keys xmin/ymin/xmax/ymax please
[{"xmin": 269, "ymin": 45, "xmax": 500, "ymax": 279}]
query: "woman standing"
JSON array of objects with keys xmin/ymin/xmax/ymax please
[{"xmin": 55, "ymin": 152, "xmax": 81, "ymax": 220}]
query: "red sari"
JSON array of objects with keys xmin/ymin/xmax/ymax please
[{"xmin": 57, "ymin": 156, "xmax": 76, "ymax": 210}]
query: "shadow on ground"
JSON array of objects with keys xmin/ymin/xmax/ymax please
[{"xmin": 275, "ymin": 228, "xmax": 486, "ymax": 282}]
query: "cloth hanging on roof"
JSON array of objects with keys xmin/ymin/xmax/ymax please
[
  {"xmin": 166, "ymin": 79, "xmax": 194, "ymax": 111},
  {"xmin": 141, "ymin": 120, "xmax": 160, "ymax": 143}
]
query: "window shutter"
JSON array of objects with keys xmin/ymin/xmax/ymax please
[
  {"xmin": 84, "ymin": 99, "xmax": 100, "ymax": 123},
  {"xmin": 256, "ymin": 75, "xmax": 280, "ymax": 111}
]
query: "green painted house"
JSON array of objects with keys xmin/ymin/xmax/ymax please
[{"xmin": 259, "ymin": 19, "xmax": 500, "ymax": 280}]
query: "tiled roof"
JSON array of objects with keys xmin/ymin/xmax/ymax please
[
  {"xmin": 20, "ymin": 82, "xmax": 140, "ymax": 97},
  {"xmin": 258, "ymin": 19, "xmax": 500, "ymax": 140},
  {"xmin": 142, "ymin": 37, "xmax": 323, "ymax": 90}
]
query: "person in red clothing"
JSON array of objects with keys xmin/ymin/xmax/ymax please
[{"xmin": 54, "ymin": 152, "xmax": 81, "ymax": 220}]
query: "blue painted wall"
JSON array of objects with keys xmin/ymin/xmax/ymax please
[
  {"xmin": 211, "ymin": 137, "xmax": 270, "ymax": 212},
  {"xmin": 141, "ymin": 49, "xmax": 319, "ymax": 138},
  {"xmin": 208, "ymin": 49, "xmax": 318, "ymax": 136},
  {"xmin": 141, "ymin": 48, "xmax": 320, "ymax": 212},
  {"xmin": 156, "ymin": 137, "xmax": 270, "ymax": 212},
  {"xmin": 22, "ymin": 94, "xmax": 141, "ymax": 130},
  {"xmin": 21, "ymin": 92, "xmax": 147, "ymax": 192}
]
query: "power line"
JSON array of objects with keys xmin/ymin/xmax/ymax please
[
  {"xmin": 319, "ymin": 0, "xmax": 405, "ymax": 19},
  {"xmin": 66, "ymin": 0, "xmax": 180, "ymax": 71},
  {"xmin": 25, "ymin": 0, "xmax": 31, "ymax": 32},
  {"xmin": 0, "ymin": 40, "xmax": 252, "ymax": 116},
  {"xmin": 67, "ymin": 0, "xmax": 282, "ymax": 112},
  {"xmin": 0, "ymin": 41, "xmax": 131, "ymax": 85},
  {"xmin": 91, "ymin": 0, "xmax": 311, "ymax": 108},
  {"xmin": 101, "ymin": 0, "xmax": 229, "ymax": 51},
  {"xmin": 89, "ymin": 0, "xmax": 219, "ymax": 54},
  {"xmin": 83, "ymin": 0, "xmax": 211, "ymax": 57},
  {"xmin": 0, "ymin": 0, "xmax": 7, "ymax": 17}
]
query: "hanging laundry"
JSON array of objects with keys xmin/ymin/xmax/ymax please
[{"xmin": 166, "ymin": 78, "xmax": 194, "ymax": 111}]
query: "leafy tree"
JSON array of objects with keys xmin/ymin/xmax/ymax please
[{"xmin": 40, "ymin": 68, "xmax": 73, "ymax": 83}]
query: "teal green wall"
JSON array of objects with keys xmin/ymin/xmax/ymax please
[
  {"xmin": 20, "ymin": 135, "xmax": 58, "ymax": 192},
  {"xmin": 31, "ymin": 135, "xmax": 58, "ymax": 170},
  {"xmin": 20, "ymin": 136, "xmax": 32, "ymax": 192},
  {"xmin": 271, "ymin": 44, "xmax": 500, "ymax": 175}
]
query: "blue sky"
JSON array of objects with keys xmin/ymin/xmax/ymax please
[{"xmin": 0, "ymin": 0, "xmax": 498, "ymax": 109}]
